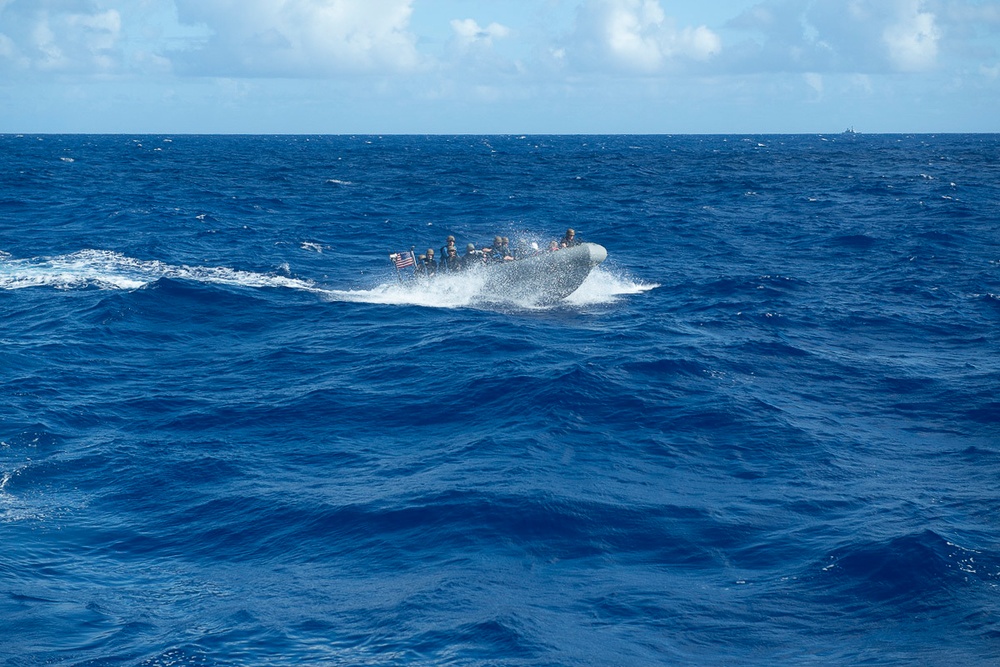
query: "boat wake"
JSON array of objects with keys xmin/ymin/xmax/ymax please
[
  {"xmin": 0, "ymin": 249, "xmax": 656, "ymax": 309},
  {"xmin": 0, "ymin": 249, "xmax": 321, "ymax": 293}
]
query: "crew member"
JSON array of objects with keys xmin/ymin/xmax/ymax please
[
  {"xmin": 487, "ymin": 236, "xmax": 508, "ymax": 262},
  {"xmin": 461, "ymin": 243, "xmax": 483, "ymax": 270},
  {"xmin": 561, "ymin": 228, "xmax": 579, "ymax": 247},
  {"xmin": 424, "ymin": 248, "xmax": 438, "ymax": 277},
  {"xmin": 440, "ymin": 235, "xmax": 458, "ymax": 259},
  {"xmin": 442, "ymin": 246, "xmax": 461, "ymax": 272}
]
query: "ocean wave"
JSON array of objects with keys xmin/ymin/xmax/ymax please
[
  {"xmin": 4, "ymin": 134, "xmax": 1000, "ymax": 667},
  {"xmin": 818, "ymin": 530, "xmax": 999, "ymax": 611}
]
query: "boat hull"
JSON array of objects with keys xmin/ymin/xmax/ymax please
[{"xmin": 476, "ymin": 242, "xmax": 607, "ymax": 305}]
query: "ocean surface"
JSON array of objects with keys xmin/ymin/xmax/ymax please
[{"xmin": 2, "ymin": 133, "xmax": 999, "ymax": 666}]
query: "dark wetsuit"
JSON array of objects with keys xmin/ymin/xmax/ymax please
[
  {"xmin": 442, "ymin": 253, "xmax": 461, "ymax": 272},
  {"xmin": 440, "ymin": 242, "xmax": 458, "ymax": 259},
  {"xmin": 488, "ymin": 241, "xmax": 506, "ymax": 262},
  {"xmin": 461, "ymin": 250, "xmax": 482, "ymax": 270}
]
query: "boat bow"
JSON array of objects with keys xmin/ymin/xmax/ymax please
[{"xmin": 478, "ymin": 242, "xmax": 607, "ymax": 305}]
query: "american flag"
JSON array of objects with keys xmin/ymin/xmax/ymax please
[{"xmin": 391, "ymin": 250, "xmax": 415, "ymax": 269}]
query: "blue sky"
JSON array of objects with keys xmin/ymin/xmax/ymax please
[{"xmin": 1, "ymin": 0, "xmax": 998, "ymax": 133}]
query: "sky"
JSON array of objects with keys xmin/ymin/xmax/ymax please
[{"xmin": 1, "ymin": 0, "xmax": 998, "ymax": 133}]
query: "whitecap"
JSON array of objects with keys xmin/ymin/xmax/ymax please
[{"xmin": 0, "ymin": 466, "xmax": 47, "ymax": 523}]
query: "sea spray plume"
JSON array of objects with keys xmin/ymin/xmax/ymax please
[
  {"xmin": 325, "ymin": 265, "xmax": 656, "ymax": 310},
  {"xmin": 380, "ymin": 240, "xmax": 609, "ymax": 307},
  {"xmin": 324, "ymin": 269, "xmax": 487, "ymax": 308},
  {"xmin": 564, "ymin": 265, "xmax": 659, "ymax": 306}
]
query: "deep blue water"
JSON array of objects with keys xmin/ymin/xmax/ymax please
[{"xmin": 2, "ymin": 134, "xmax": 999, "ymax": 666}]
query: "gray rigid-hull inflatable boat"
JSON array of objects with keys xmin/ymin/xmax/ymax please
[{"xmin": 476, "ymin": 242, "xmax": 608, "ymax": 305}]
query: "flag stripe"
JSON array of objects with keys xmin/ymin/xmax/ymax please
[{"xmin": 392, "ymin": 251, "xmax": 415, "ymax": 269}]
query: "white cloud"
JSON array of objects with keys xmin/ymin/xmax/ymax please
[
  {"xmin": 883, "ymin": 2, "xmax": 939, "ymax": 71},
  {"xmin": 940, "ymin": 1, "xmax": 1000, "ymax": 26},
  {"xmin": 676, "ymin": 25, "xmax": 724, "ymax": 61},
  {"xmin": 605, "ymin": 0, "xmax": 666, "ymax": 71},
  {"xmin": 450, "ymin": 18, "xmax": 510, "ymax": 50},
  {"xmin": 441, "ymin": 16, "xmax": 521, "ymax": 91},
  {"xmin": 0, "ymin": 2, "xmax": 123, "ymax": 75},
  {"xmin": 1, "ymin": 0, "xmax": 997, "ymax": 135},
  {"xmin": 0, "ymin": 32, "xmax": 14, "ymax": 59},
  {"xmin": 172, "ymin": 0, "xmax": 421, "ymax": 76},
  {"xmin": 565, "ymin": 0, "xmax": 721, "ymax": 74},
  {"xmin": 727, "ymin": 0, "xmax": 945, "ymax": 74},
  {"xmin": 804, "ymin": 71, "xmax": 823, "ymax": 95},
  {"xmin": 849, "ymin": 72, "xmax": 874, "ymax": 94}
]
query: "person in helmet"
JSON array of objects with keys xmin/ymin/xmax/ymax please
[
  {"xmin": 485, "ymin": 235, "xmax": 513, "ymax": 262},
  {"xmin": 440, "ymin": 235, "xmax": 458, "ymax": 259},
  {"xmin": 442, "ymin": 246, "xmax": 461, "ymax": 272},
  {"xmin": 486, "ymin": 236, "xmax": 505, "ymax": 262},
  {"xmin": 461, "ymin": 242, "xmax": 483, "ymax": 270},
  {"xmin": 423, "ymin": 248, "xmax": 438, "ymax": 277},
  {"xmin": 561, "ymin": 228, "xmax": 579, "ymax": 247}
]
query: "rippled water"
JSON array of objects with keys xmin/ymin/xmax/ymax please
[{"xmin": 2, "ymin": 134, "xmax": 999, "ymax": 666}]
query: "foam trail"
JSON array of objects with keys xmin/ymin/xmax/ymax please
[
  {"xmin": 0, "ymin": 250, "xmax": 320, "ymax": 293},
  {"xmin": 1, "ymin": 250, "xmax": 656, "ymax": 309}
]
